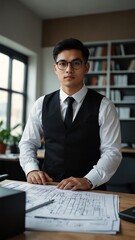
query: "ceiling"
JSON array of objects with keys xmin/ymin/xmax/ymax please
[{"xmin": 18, "ymin": 0, "xmax": 135, "ymax": 20}]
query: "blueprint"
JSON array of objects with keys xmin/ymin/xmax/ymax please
[{"xmin": 1, "ymin": 180, "xmax": 120, "ymax": 234}]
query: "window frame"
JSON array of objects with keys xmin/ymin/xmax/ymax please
[{"xmin": 0, "ymin": 44, "xmax": 28, "ymax": 129}]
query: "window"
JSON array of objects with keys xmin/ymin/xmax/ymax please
[{"xmin": 0, "ymin": 44, "xmax": 28, "ymax": 134}]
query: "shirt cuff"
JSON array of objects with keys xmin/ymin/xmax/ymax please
[
  {"xmin": 24, "ymin": 161, "xmax": 40, "ymax": 176},
  {"xmin": 84, "ymin": 168, "xmax": 103, "ymax": 189}
]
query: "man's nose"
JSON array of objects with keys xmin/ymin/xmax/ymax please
[{"xmin": 66, "ymin": 62, "xmax": 74, "ymax": 71}]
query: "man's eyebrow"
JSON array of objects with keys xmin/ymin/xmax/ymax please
[{"xmin": 57, "ymin": 58, "xmax": 82, "ymax": 62}]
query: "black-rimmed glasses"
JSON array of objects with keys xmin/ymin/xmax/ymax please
[{"xmin": 56, "ymin": 59, "xmax": 84, "ymax": 70}]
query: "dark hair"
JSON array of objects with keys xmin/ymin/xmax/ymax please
[{"xmin": 53, "ymin": 38, "xmax": 89, "ymax": 63}]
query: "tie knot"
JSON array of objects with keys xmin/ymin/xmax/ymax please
[{"xmin": 66, "ymin": 97, "xmax": 75, "ymax": 105}]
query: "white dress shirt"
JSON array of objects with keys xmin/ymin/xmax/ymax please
[{"xmin": 19, "ymin": 85, "xmax": 122, "ymax": 188}]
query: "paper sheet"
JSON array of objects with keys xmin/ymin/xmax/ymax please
[{"xmin": 1, "ymin": 180, "xmax": 120, "ymax": 234}]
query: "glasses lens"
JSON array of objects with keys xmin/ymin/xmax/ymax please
[
  {"xmin": 56, "ymin": 59, "xmax": 83, "ymax": 70},
  {"xmin": 72, "ymin": 60, "xmax": 82, "ymax": 69},
  {"xmin": 57, "ymin": 61, "xmax": 67, "ymax": 70}
]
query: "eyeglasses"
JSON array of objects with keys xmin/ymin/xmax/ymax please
[{"xmin": 56, "ymin": 59, "xmax": 84, "ymax": 70}]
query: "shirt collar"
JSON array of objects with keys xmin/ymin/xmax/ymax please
[{"xmin": 60, "ymin": 85, "xmax": 88, "ymax": 103}]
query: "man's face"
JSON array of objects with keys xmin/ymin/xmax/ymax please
[{"xmin": 54, "ymin": 49, "xmax": 89, "ymax": 93}]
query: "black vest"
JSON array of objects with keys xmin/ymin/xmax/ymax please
[{"xmin": 42, "ymin": 89, "xmax": 103, "ymax": 182}]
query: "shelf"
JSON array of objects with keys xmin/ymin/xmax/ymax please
[
  {"xmin": 87, "ymin": 86, "xmax": 106, "ymax": 89},
  {"xmin": 114, "ymin": 101, "xmax": 135, "ymax": 104},
  {"xmin": 111, "ymin": 55, "xmax": 135, "ymax": 59},
  {"xmin": 85, "ymin": 39, "xmax": 135, "ymax": 145},
  {"xmin": 110, "ymin": 85, "xmax": 135, "ymax": 89},
  {"xmin": 120, "ymin": 118, "xmax": 135, "ymax": 121},
  {"xmin": 89, "ymin": 56, "xmax": 108, "ymax": 60},
  {"xmin": 121, "ymin": 148, "xmax": 135, "ymax": 153},
  {"xmin": 111, "ymin": 71, "xmax": 135, "ymax": 74}
]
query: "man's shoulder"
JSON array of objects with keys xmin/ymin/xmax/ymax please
[
  {"xmin": 87, "ymin": 88, "xmax": 104, "ymax": 100},
  {"xmin": 44, "ymin": 90, "xmax": 59, "ymax": 101},
  {"xmin": 36, "ymin": 90, "xmax": 59, "ymax": 103}
]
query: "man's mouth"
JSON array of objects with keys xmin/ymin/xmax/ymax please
[{"xmin": 64, "ymin": 76, "xmax": 74, "ymax": 79}]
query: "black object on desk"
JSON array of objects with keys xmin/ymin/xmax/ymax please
[
  {"xmin": 119, "ymin": 206, "xmax": 135, "ymax": 223},
  {"xmin": 0, "ymin": 174, "xmax": 8, "ymax": 181},
  {"xmin": 0, "ymin": 187, "xmax": 26, "ymax": 239}
]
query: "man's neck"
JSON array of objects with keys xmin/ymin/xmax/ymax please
[{"xmin": 61, "ymin": 85, "xmax": 84, "ymax": 96}]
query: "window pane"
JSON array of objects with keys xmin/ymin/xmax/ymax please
[
  {"xmin": 11, "ymin": 93, "xmax": 23, "ymax": 134},
  {"xmin": 0, "ymin": 91, "xmax": 8, "ymax": 126},
  {"xmin": 12, "ymin": 59, "xmax": 25, "ymax": 92},
  {"xmin": 0, "ymin": 53, "xmax": 9, "ymax": 89}
]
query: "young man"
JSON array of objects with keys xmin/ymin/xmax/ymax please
[{"xmin": 19, "ymin": 38, "xmax": 122, "ymax": 191}]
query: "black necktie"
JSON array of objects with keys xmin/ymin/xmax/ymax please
[{"xmin": 64, "ymin": 97, "xmax": 75, "ymax": 128}]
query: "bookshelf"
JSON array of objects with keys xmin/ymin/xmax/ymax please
[{"xmin": 84, "ymin": 39, "xmax": 135, "ymax": 146}]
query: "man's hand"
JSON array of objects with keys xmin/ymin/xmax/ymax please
[
  {"xmin": 27, "ymin": 170, "xmax": 53, "ymax": 185},
  {"xmin": 57, "ymin": 177, "xmax": 92, "ymax": 191}
]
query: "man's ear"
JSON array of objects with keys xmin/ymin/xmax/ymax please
[
  {"xmin": 85, "ymin": 62, "xmax": 90, "ymax": 74},
  {"xmin": 53, "ymin": 64, "xmax": 57, "ymax": 74}
]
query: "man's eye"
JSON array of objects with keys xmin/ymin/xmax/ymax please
[
  {"xmin": 73, "ymin": 61, "xmax": 81, "ymax": 66},
  {"xmin": 59, "ymin": 61, "xmax": 67, "ymax": 66}
]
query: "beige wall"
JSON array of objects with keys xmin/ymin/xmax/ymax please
[
  {"xmin": 42, "ymin": 10, "xmax": 135, "ymax": 47},
  {"xmin": 0, "ymin": 0, "xmax": 42, "ymax": 52},
  {"xmin": 0, "ymin": 0, "xmax": 42, "ymax": 117}
]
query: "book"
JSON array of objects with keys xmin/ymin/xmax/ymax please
[
  {"xmin": 88, "ymin": 47, "xmax": 95, "ymax": 56},
  {"xmin": 119, "ymin": 107, "xmax": 130, "ymax": 119},
  {"xmin": 128, "ymin": 60, "xmax": 135, "ymax": 70},
  {"xmin": 95, "ymin": 46, "xmax": 103, "ymax": 56},
  {"xmin": 120, "ymin": 44, "xmax": 125, "ymax": 56},
  {"xmin": 88, "ymin": 61, "xmax": 94, "ymax": 72},
  {"xmin": 102, "ymin": 61, "xmax": 107, "ymax": 71},
  {"xmin": 102, "ymin": 47, "xmax": 107, "ymax": 56},
  {"xmin": 91, "ymin": 76, "xmax": 97, "ymax": 86}
]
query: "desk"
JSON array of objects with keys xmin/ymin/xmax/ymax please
[
  {"xmin": 122, "ymin": 148, "xmax": 135, "ymax": 154},
  {"xmin": 0, "ymin": 150, "xmax": 44, "ymax": 181},
  {"xmin": 0, "ymin": 154, "xmax": 26, "ymax": 181},
  {"xmin": 106, "ymin": 148, "xmax": 135, "ymax": 193},
  {"xmin": 2, "ymin": 186, "xmax": 134, "ymax": 240}
]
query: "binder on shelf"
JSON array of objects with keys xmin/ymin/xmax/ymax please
[
  {"xmin": 110, "ymin": 90, "xmax": 121, "ymax": 101},
  {"xmin": 111, "ymin": 60, "xmax": 115, "ymax": 70},
  {"xmin": 123, "ymin": 96, "xmax": 135, "ymax": 102},
  {"xmin": 88, "ymin": 61, "xmax": 94, "ymax": 72},
  {"xmin": 115, "ymin": 45, "xmax": 121, "ymax": 55},
  {"xmin": 110, "ymin": 90, "xmax": 115, "ymax": 101},
  {"xmin": 113, "ymin": 75, "xmax": 128, "ymax": 86},
  {"xmin": 102, "ymin": 47, "xmax": 107, "ymax": 56},
  {"xmin": 94, "ymin": 61, "xmax": 100, "ymax": 71},
  {"xmin": 128, "ymin": 60, "xmax": 135, "ymax": 70},
  {"xmin": 95, "ymin": 46, "xmax": 103, "ymax": 56},
  {"xmin": 97, "ymin": 76, "xmax": 106, "ymax": 86},
  {"xmin": 119, "ymin": 107, "xmax": 130, "ymax": 119},
  {"xmin": 101, "ymin": 61, "xmax": 107, "ymax": 71},
  {"xmin": 91, "ymin": 76, "xmax": 97, "ymax": 86},
  {"xmin": 120, "ymin": 44, "xmax": 125, "ymax": 56},
  {"xmin": 115, "ymin": 90, "xmax": 121, "ymax": 101},
  {"xmin": 88, "ymin": 47, "xmax": 95, "ymax": 56}
]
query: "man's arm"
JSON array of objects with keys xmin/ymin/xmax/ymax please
[
  {"xmin": 19, "ymin": 96, "xmax": 52, "ymax": 183},
  {"xmin": 84, "ymin": 98, "xmax": 122, "ymax": 189}
]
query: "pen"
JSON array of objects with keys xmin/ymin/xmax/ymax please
[
  {"xmin": 0, "ymin": 174, "xmax": 9, "ymax": 181},
  {"xmin": 26, "ymin": 199, "xmax": 55, "ymax": 213}
]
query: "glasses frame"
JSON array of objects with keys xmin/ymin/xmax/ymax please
[{"xmin": 56, "ymin": 59, "xmax": 84, "ymax": 70}]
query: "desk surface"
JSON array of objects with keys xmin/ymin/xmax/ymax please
[
  {"xmin": 5, "ymin": 187, "xmax": 135, "ymax": 240},
  {"xmin": 121, "ymin": 148, "xmax": 135, "ymax": 154},
  {"xmin": 0, "ymin": 149, "xmax": 45, "ymax": 161},
  {"xmin": 0, "ymin": 148, "xmax": 135, "ymax": 162}
]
